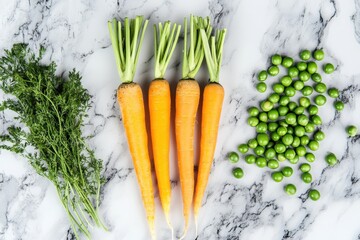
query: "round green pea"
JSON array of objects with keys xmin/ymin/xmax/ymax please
[
  {"xmin": 256, "ymin": 122, "xmax": 268, "ymax": 133},
  {"xmin": 278, "ymin": 106, "xmax": 289, "ymax": 116},
  {"xmin": 299, "ymin": 97, "xmax": 311, "ymax": 108},
  {"xmin": 314, "ymin": 131, "xmax": 325, "ymax": 141},
  {"xmin": 281, "ymin": 166, "xmax": 293, "ymax": 177},
  {"xmin": 288, "ymin": 101, "xmax": 297, "ymax": 111},
  {"xmin": 300, "ymin": 50, "xmax": 311, "ymax": 60},
  {"xmin": 308, "ymin": 140, "xmax": 319, "ymax": 151},
  {"xmin": 300, "ymin": 135, "xmax": 310, "ymax": 146},
  {"xmin": 277, "ymin": 126, "xmax": 287, "ymax": 136},
  {"xmin": 285, "ymin": 86, "xmax": 296, "ymax": 97},
  {"xmin": 309, "ymin": 189, "xmax": 320, "ymax": 201},
  {"xmin": 256, "ymin": 82, "xmax": 267, "ymax": 93},
  {"xmin": 328, "ymin": 88, "xmax": 339, "ymax": 98},
  {"xmin": 272, "ymin": 172, "xmax": 283, "ymax": 182},
  {"xmin": 282, "ymin": 57, "xmax": 294, "ymax": 68},
  {"xmin": 279, "ymin": 120, "xmax": 288, "ymax": 128},
  {"xmin": 273, "ymin": 83, "xmax": 285, "ymax": 94},
  {"xmin": 307, "ymin": 61, "xmax": 317, "ymax": 74},
  {"xmin": 265, "ymin": 148, "xmax": 276, "ymax": 159},
  {"xmin": 288, "ymin": 67, "xmax": 299, "ymax": 78},
  {"xmin": 325, "ymin": 153, "xmax": 337, "ymax": 166},
  {"xmin": 334, "ymin": 101, "xmax": 344, "ymax": 111},
  {"xmin": 268, "ymin": 65, "xmax": 280, "ymax": 76},
  {"xmin": 275, "ymin": 143, "xmax": 286, "ymax": 154},
  {"xmin": 314, "ymin": 95, "xmax": 327, "ymax": 106},
  {"xmin": 297, "ymin": 114, "xmax": 309, "ymax": 126},
  {"xmin": 238, "ymin": 144, "xmax": 249, "ymax": 154},
  {"xmin": 285, "ymin": 113, "xmax": 296, "ymax": 125},
  {"xmin": 284, "ymin": 148, "xmax": 296, "ymax": 160},
  {"xmin": 297, "ymin": 61, "xmax": 307, "ymax": 71},
  {"xmin": 279, "ymin": 96, "xmax": 290, "ymax": 106},
  {"xmin": 307, "ymin": 105, "xmax": 318, "ymax": 115},
  {"xmin": 287, "ymin": 126, "xmax": 294, "ymax": 134},
  {"xmin": 314, "ymin": 83, "xmax": 327, "ymax": 93},
  {"xmin": 294, "ymin": 106, "xmax": 305, "ymax": 115},
  {"xmin": 248, "ymin": 116, "xmax": 259, "ymax": 127},
  {"xmin": 301, "ymin": 172, "xmax": 312, "ymax": 183},
  {"xmin": 271, "ymin": 54, "xmax": 282, "ymax": 65},
  {"xmin": 254, "ymin": 146, "xmax": 265, "ymax": 156},
  {"xmin": 268, "ymin": 93, "xmax": 280, "ymax": 103},
  {"xmin": 313, "ymin": 49, "xmax": 324, "ymax": 61},
  {"xmin": 346, "ymin": 125, "xmax": 358, "ymax": 137},
  {"xmin": 284, "ymin": 184, "xmax": 297, "ymax": 195},
  {"xmin": 248, "ymin": 139, "xmax": 258, "ymax": 149},
  {"xmin": 267, "ymin": 159, "xmax": 279, "ymax": 169},
  {"xmin": 258, "ymin": 70, "xmax": 268, "ymax": 81},
  {"xmin": 323, "ymin": 63, "xmax": 335, "ymax": 74},
  {"xmin": 278, "ymin": 153, "xmax": 286, "ymax": 162},
  {"xmin": 267, "ymin": 141, "xmax": 275, "ymax": 148},
  {"xmin": 256, "ymin": 157, "xmax": 267, "ymax": 168},
  {"xmin": 295, "ymin": 126, "xmax": 306, "ymax": 137},
  {"xmin": 268, "ymin": 122, "xmax": 279, "ymax": 132},
  {"xmin": 233, "ymin": 167, "xmax": 244, "ymax": 179},
  {"xmin": 293, "ymin": 80, "xmax": 305, "ymax": 90},
  {"xmin": 311, "ymin": 115, "xmax": 322, "ymax": 125},
  {"xmin": 282, "ymin": 134, "xmax": 294, "ymax": 146},
  {"xmin": 292, "ymin": 137, "xmax": 301, "ymax": 148},
  {"xmin": 300, "ymin": 163, "xmax": 311, "ymax": 173},
  {"xmin": 302, "ymin": 86, "xmax": 313, "ymax": 96},
  {"xmin": 288, "ymin": 155, "xmax": 299, "ymax": 164},
  {"xmin": 305, "ymin": 152, "xmax": 315, "ymax": 162},
  {"xmin": 257, "ymin": 133, "xmax": 269, "ymax": 147},
  {"xmin": 296, "ymin": 145, "xmax": 307, "ymax": 157},
  {"xmin": 245, "ymin": 154, "xmax": 256, "ymax": 164},
  {"xmin": 311, "ymin": 73, "xmax": 322, "ymax": 83},
  {"xmin": 228, "ymin": 152, "xmax": 239, "ymax": 163},
  {"xmin": 305, "ymin": 122, "xmax": 316, "ymax": 133},
  {"xmin": 268, "ymin": 109, "xmax": 279, "ymax": 121},
  {"xmin": 248, "ymin": 107, "xmax": 260, "ymax": 117},
  {"xmin": 271, "ymin": 132, "xmax": 280, "ymax": 142},
  {"xmin": 280, "ymin": 76, "xmax": 293, "ymax": 87},
  {"xmin": 259, "ymin": 112, "xmax": 268, "ymax": 122},
  {"xmin": 299, "ymin": 71, "xmax": 311, "ymax": 82},
  {"xmin": 260, "ymin": 100, "xmax": 274, "ymax": 112}
]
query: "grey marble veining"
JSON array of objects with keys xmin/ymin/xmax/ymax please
[{"xmin": 1, "ymin": 0, "xmax": 360, "ymax": 239}]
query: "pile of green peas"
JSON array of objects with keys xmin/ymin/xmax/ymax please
[{"xmin": 229, "ymin": 49, "xmax": 348, "ymax": 201}]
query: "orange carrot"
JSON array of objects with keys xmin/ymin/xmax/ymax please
[
  {"xmin": 194, "ymin": 26, "xmax": 227, "ymax": 226},
  {"xmin": 176, "ymin": 16, "xmax": 211, "ymax": 238},
  {"xmin": 149, "ymin": 21, "xmax": 180, "ymax": 235},
  {"xmin": 108, "ymin": 17, "xmax": 156, "ymax": 239}
]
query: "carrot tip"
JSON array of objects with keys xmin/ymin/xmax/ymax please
[
  {"xmin": 195, "ymin": 216, "xmax": 199, "ymax": 238},
  {"xmin": 179, "ymin": 224, "xmax": 189, "ymax": 240}
]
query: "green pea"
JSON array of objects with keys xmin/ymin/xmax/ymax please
[
  {"xmin": 272, "ymin": 172, "xmax": 284, "ymax": 182},
  {"xmin": 248, "ymin": 107, "xmax": 260, "ymax": 117},
  {"xmin": 297, "ymin": 61, "xmax": 307, "ymax": 71},
  {"xmin": 307, "ymin": 61, "xmax": 317, "ymax": 74},
  {"xmin": 268, "ymin": 65, "xmax": 280, "ymax": 76},
  {"xmin": 279, "ymin": 96, "xmax": 290, "ymax": 106},
  {"xmin": 295, "ymin": 126, "xmax": 305, "ymax": 137},
  {"xmin": 294, "ymin": 106, "xmax": 305, "ymax": 115},
  {"xmin": 300, "ymin": 135, "xmax": 310, "ymax": 146},
  {"xmin": 248, "ymin": 139, "xmax": 258, "ymax": 149},
  {"xmin": 334, "ymin": 101, "xmax": 344, "ymax": 111},
  {"xmin": 281, "ymin": 166, "xmax": 293, "ymax": 177},
  {"xmin": 285, "ymin": 113, "xmax": 296, "ymax": 125},
  {"xmin": 314, "ymin": 95, "xmax": 327, "ymax": 106},
  {"xmin": 325, "ymin": 153, "xmax": 337, "ymax": 166},
  {"xmin": 299, "ymin": 71, "xmax": 311, "ymax": 82},
  {"xmin": 306, "ymin": 122, "xmax": 316, "ymax": 133},
  {"xmin": 274, "ymin": 143, "xmax": 286, "ymax": 153},
  {"xmin": 314, "ymin": 83, "xmax": 327, "ymax": 93},
  {"xmin": 271, "ymin": 132, "xmax": 280, "ymax": 141},
  {"xmin": 300, "ymin": 163, "xmax": 311, "ymax": 172},
  {"xmin": 346, "ymin": 125, "xmax": 358, "ymax": 137},
  {"xmin": 256, "ymin": 82, "xmax": 267, "ymax": 93},
  {"xmin": 265, "ymin": 148, "xmax": 276, "ymax": 159},
  {"xmin": 256, "ymin": 157, "xmax": 267, "ymax": 168},
  {"xmin": 267, "ymin": 141, "xmax": 275, "ymax": 149},
  {"xmin": 288, "ymin": 155, "xmax": 299, "ymax": 164},
  {"xmin": 301, "ymin": 172, "xmax": 312, "ymax": 184},
  {"xmin": 284, "ymin": 148, "xmax": 296, "ymax": 160},
  {"xmin": 254, "ymin": 146, "xmax": 265, "ymax": 156},
  {"xmin": 238, "ymin": 144, "xmax": 249, "ymax": 154},
  {"xmin": 282, "ymin": 134, "xmax": 294, "ymax": 146},
  {"xmin": 302, "ymin": 86, "xmax": 313, "ymax": 96},
  {"xmin": 268, "ymin": 109, "xmax": 279, "ymax": 120},
  {"xmin": 323, "ymin": 63, "xmax": 335, "ymax": 74},
  {"xmin": 278, "ymin": 153, "xmax": 287, "ymax": 162},
  {"xmin": 305, "ymin": 152, "xmax": 315, "ymax": 162},
  {"xmin": 293, "ymin": 80, "xmax": 305, "ymax": 90},
  {"xmin": 257, "ymin": 133, "xmax": 269, "ymax": 147},
  {"xmin": 279, "ymin": 120, "xmax": 288, "ymax": 128},
  {"xmin": 308, "ymin": 140, "xmax": 319, "ymax": 151},
  {"xmin": 313, "ymin": 49, "xmax": 324, "ymax": 61},
  {"xmin": 273, "ymin": 83, "xmax": 285, "ymax": 94},
  {"xmin": 268, "ymin": 93, "xmax": 280, "ymax": 103},
  {"xmin": 284, "ymin": 184, "xmax": 297, "ymax": 195},
  {"xmin": 228, "ymin": 152, "xmax": 239, "ymax": 163},
  {"xmin": 233, "ymin": 167, "xmax": 244, "ymax": 179},
  {"xmin": 258, "ymin": 70, "xmax": 268, "ymax": 81},
  {"xmin": 268, "ymin": 122, "xmax": 279, "ymax": 132},
  {"xmin": 245, "ymin": 154, "xmax": 256, "ymax": 164},
  {"xmin": 285, "ymin": 86, "xmax": 296, "ymax": 97},
  {"xmin": 296, "ymin": 145, "xmax": 307, "ymax": 157},
  {"xmin": 297, "ymin": 114, "xmax": 309, "ymax": 126},
  {"xmin": 292, "ymin": 137, "xmax": 301, "ymax": 148},
  {"xmin": 314, "ymin": 130, "xmax": 325, "ymax": 141},
  {"xmin": 260, "ymin": 100, "xmax": 274, "ymax": 112},
  {"xmin": 288, "ymin": 67, "xmax": 299, "ymax": 78},
  {"xmin": 311, "ymin": 115, "xmax": 322, "ymax": 125},
  {"xmin": 280, "ymin": 75, "xmax": 293, "ymax": 87},
  {"xmin": 256, "ymin": 122, "xmax": 268, "ymax": 133},
  {"xmin": 300, "ymin": 50, "xmax": 311, "ymax": 60},
  {"xmin": 267, "ymin": 159, "xmax": 279, "ymax": 169},
  {"xmin": 278, "ymin": 106, "xmax": 289, "ymax": 116},
  {"xmin": 327, "ymin": 88, "xmax": 339, "ymax": 98},
  {"xmin": 259, "ymin": 112, "xmax": 268, "ymax": 122},
  {"xmin": 311, "ymin": 73, "xmax": 322, "ymax": 83},
  {"xmin": 309, "ymin": 189, "xmax": 320, "ymax": 201},
  {"xmin": 277, "ymin": 126, "xmax": 287, "ymax": 136},
  {"xmin": 287, "ymin": 126, "xmax": 294, "ymax": 135},
  {"xmin": 271, "ymin": 54, "xmax": 282, "ymax": 65},
  {"xmin": 299, "ymin": 97, "xmax": 311, "ymax": 108},
  {"xmin": 282, "ymin": 57, "xmax": 294, "ymax": 68},
  {"xmin": 307, "ymin": 105, "xmax": 318, "ymax": 115},
  {"xmin": 288, "ymin": 101, "xmax": 297, "ymax": 111},
  {"xmin": 248, "ymin": 116, "xmax": 259, "ymax": 127}
]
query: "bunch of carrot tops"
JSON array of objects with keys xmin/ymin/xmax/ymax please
[{"xmin": 108, "ymin": 15, "xmax": 226, "ymax": 239}]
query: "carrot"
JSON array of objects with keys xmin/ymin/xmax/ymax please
[
  {"xmin": 193, "ymin": 26, "xmax": 227, "ymax": 228},
  {"xmin": 176, "ymin": 15, "xmax": 211, "ymax": 238},
  {"xmin": 149, "ymin": 21, "xmax": 180, "ymax": 236},
  {"xmin": 108, "ymin": 17, "xmax": 156, "ymax": 239}
]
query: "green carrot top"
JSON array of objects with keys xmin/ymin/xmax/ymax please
[
  {"xmin": 154, "ymin": 21, "xmax": 181, "ymax": 79},
  {"xmin": 108, "ymin": 16, "xmax": 148, "ymax": 83},
  {"xmin": 200, "ymin": 26, "xmax": 227, "ymax": 83},
  {"xmin": 182, "ymin": 15, "xmax": 212, "ymax": 79}
]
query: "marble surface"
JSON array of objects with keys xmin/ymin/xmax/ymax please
[{"xmin": 1, "ymin": 0, "xmax": 360, "ymax": 239}]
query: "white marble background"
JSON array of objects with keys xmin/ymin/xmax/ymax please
[{"xmin": 1, "ymin": 0, "xmax": 360, "ymax": 239}]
